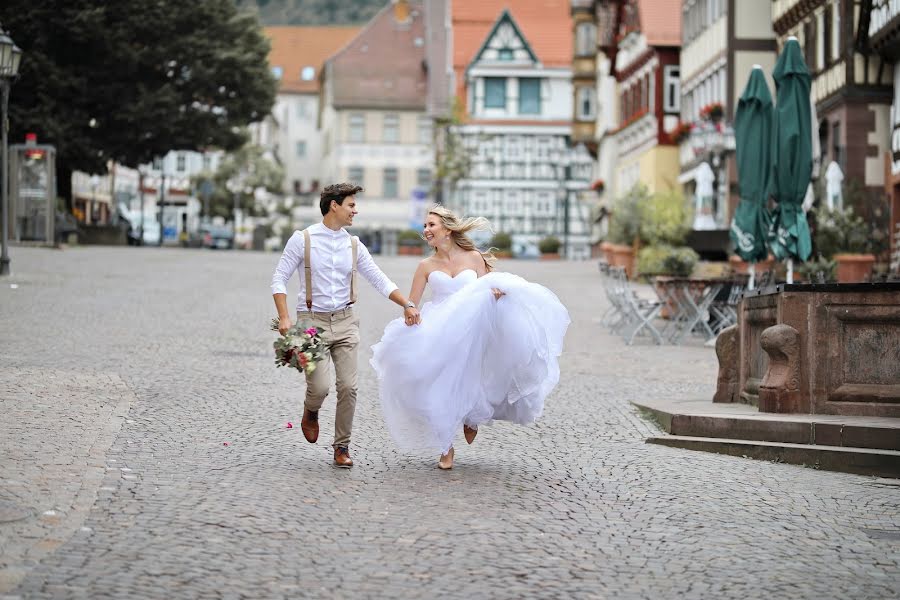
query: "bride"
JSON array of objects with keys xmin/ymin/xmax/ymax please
[{"xmin": 370, "ymin": 205, "xmax": 570, "ymax": 469}]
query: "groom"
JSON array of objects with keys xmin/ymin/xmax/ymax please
[{"xmin": 271, "ymin": 183, "xmax": 420, "ymax": 468}]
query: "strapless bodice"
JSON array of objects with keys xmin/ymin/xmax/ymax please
[{"xmin": 428, "ymin": 269, "xmax": 477, "ymax": 303}]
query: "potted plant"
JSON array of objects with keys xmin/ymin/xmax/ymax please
[
  {"xmin": 538, "ymin": 235, "xmax": 561, "ymax": 260},
  {"xmin": 814, "ymin": 206, "xmax": 876, "ymax": 283},
  {"xmin": 490, "ymin": 231, "xmax": 513, "ymax": 258},
  {"xmin": 606, "ymin": 185, "xmax": 648, "ymax": 277},
  {"xmin": 397, "ymin": 229, "xmax": 425, "ymax": 256}
]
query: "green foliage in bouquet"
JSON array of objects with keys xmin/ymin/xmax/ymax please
[{"xmin": 270, "ymin": 319, "xmax": 326, "ymax": 373}]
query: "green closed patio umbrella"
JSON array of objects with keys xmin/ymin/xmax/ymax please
[
  {"xmin": 769, "ymin": 36, "xmax": 813, "ymax": 282},
  {"xmin": 731, "ymin": 65, "xmax": 774, "ymax": 288}
]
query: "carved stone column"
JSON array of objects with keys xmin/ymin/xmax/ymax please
[
  {"xmin": 713, "ymin": 325, "xmax": 739, "ymax": 403},
  {"xmin": 758, "ymin": 324, "xmax": 802, "ymax": 413}
]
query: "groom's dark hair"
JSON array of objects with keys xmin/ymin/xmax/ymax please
[{"xmin": 320, "ymin": 183, "xmax": 363, "ymax": 216}]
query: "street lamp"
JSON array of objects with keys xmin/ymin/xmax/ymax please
[
  {"xmin": 0, "ymin": 22, "xmax": 23, "ymax": 276},
  {"xmin": 549, "ymin": 142, "xmax": 592, "ymax": 259}
]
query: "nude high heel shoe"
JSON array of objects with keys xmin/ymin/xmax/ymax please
[{"xmin": 438, "ymin": 447, "xmax": 454, "ymax": 470}]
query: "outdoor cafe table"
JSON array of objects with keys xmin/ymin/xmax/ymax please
[{"xmin": 651, "ymin": 277, "xmax": 730, "ymax": 344}]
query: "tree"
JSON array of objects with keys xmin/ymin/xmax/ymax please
[
  {"xmin": 4, "ymin": 0, "xmax": 277, "ymax": 206},
  {"xmin": 193, "ymin": 143, "xmax": 284, "ymax": 220}
]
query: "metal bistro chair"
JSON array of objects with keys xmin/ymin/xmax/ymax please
[
  {"xmin": 710, "ymin": 281, "xmax": 745, "ymax": 334},
  {"xmin": 608, "ymin": 267, "xmax": 664, "ymax": 345}
]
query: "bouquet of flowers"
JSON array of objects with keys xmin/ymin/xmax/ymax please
[{"xmin": 269, "ymin": 318, "xmax": 326, "ymax": 373}]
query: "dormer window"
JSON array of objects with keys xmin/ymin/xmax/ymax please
[
  {"xmin": 498, "ymin": 48, "xmax": 513, "ymax": 61},
  {"xmin": 485, "ymin": 78, "xmax": 507, "ymax": 109}
]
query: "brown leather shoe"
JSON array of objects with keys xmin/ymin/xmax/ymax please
[
  {"xmin": 333, "ymin": 446, "xmax": 353, "ymax": 468},
  {"xmin": 300, "ymin": 409, "xmax": 319, "ymax": 443},
  {"xmin": 463, "ymin": 424, "xmax": 477, "ymax": 444}
]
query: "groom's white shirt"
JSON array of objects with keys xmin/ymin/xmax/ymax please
[{"xmin": 271, "ymin": 222, "xmax": 398, "ymax": 313}]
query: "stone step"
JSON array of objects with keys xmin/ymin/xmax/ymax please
[
  {"xmin": 631, "ymin": 398, "xmax": 900, "ymax": 451},
  {"xmin": 647, "ymin": 435, "xmax": 900, "ymax": 478}
]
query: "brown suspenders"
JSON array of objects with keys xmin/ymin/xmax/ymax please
[{"xmin": 302, "ymin": 228, "xmax": 358, "ymax": 312}]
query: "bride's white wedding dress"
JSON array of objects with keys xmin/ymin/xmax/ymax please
[{"xmin": 370, "ymin": 269, "xmax": 570, "ymax": 453}]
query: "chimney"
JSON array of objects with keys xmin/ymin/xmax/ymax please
[{"xmin": 393, "ymin": 0, "xmax": 410, "ymax": 23}]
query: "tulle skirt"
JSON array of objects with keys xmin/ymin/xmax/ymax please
[{"xmin": 370, "ymin": 272, "xmax": 570, "ymax": 453}]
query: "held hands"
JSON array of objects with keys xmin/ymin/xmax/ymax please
[
  {"xmin": 278, "ymin": 317, "xmax": 293, "ymax": 335},
  {"xmin": 492, "ymin": 288, "xmax": 505, "ymax": 300},
  {"xmin": 403, "ymin": 306, "xmax": 421, "ymax": 326}
]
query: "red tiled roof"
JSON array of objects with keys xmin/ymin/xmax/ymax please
[
  {"xmin": 637, "ymin": 0, "xmax": 682, "ymax": 47},
  {"xmin": 264, "ymin": 26, "xmax": 362, "ymax": 94},
  {"xmin": 452, "ymin": 1, "xmax": 573, "ymax": 112},
  {"xmin": 452, "ymin": 1, "xmax": 573, "ymax": 71},
  {"xmin": 326, "ymin": 2, "xmax": 428, "ymax": 110}
]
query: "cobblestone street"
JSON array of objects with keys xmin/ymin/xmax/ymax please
[{"xmin": 1, "ymin": 246, "xmax": 898, "ymax": 599}]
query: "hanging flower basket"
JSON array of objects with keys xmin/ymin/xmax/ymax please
[
  {"xmin": 672, "ymin": 121, "xmax": 693, "ymax": 144},
  {"xmin": 699, "ymin": 102, "xmax": 725, "ymax": 122},
  {"xmin": 591, "ymin": 179, "xmax": 606, "ymax": 194}
]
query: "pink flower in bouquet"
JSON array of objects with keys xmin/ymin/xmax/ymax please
[
  {"xmin": 305, "ymin": 327, "xmax": 318, "ymax": 337},
  {"xmin": 299, "ymin": 353, "xmax": 309, "ymax": 368}
]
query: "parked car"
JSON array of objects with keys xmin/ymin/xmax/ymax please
[{"xmin": 203, "ymin": 225, "xmax": 235, "ymax": 249}]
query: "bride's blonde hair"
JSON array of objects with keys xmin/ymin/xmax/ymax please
[{"xmin": 426, "ymin": 204, "xmax": 496, "ymax": 271}]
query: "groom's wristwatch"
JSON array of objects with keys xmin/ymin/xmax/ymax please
[{"xmin": 404, "ymin": 301, "xmax": 416, "ymax": 309}]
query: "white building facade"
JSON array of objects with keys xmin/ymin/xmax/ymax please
[{"xmin": 452, "ymin": 10, "xmax": 592, "ymax": 258}]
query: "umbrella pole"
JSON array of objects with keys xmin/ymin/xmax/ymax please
[
  {"xmin": 748, "ymin": 263, "xmax": 756, "ymax": 290},
  {"xmin": 786, "ymin": 259, "xmax": 794, "ymax": 284}
]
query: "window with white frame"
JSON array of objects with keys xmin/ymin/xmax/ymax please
[
  {"xmin": 348, "ymin": 113, "xmax": 365, "ymax": 142},
  {"xmin": 348, "ymin": 166, "xmax": 364, "ymax": 185},
  {"xmin": 485, "ymin": 78, "xmax": 507, "ymax": 109},
  {"xmin": 296, "ymin": 140, "xmax": 307, "ymax": 158},
  {"xmin": 518, "ymin": 78, "xmax": 541, "ymax": 115},
  {"xmin": 473, "ymin": 191, "xmax": 489, "ymax": 214},
  {"xmin": 297, "ymin": 99, "xmax": 308, "ymax": 119},
  {"xmin": 663, "ymin": 66, "xmax": 680, "ymax": 113},
  {"xmin": 505, "ymin": 190, "xmax": 523, "ymax": 213},
  {"xmin": 577, "ymin": 87, "xmax": 597, "ymax": 120},
  {"xmin": 176, "ymin": 153, "xmax": 187, "ymax": 172},
  {"xmin": 417, "ymin": 116, "xmax": 432, "ymax": 144},
  {"xmin": 576, "ymin": 22, "xmax": 597, "ymax": 56},
  {"xmin": 383, "ymin": 114, "xmax": 399, "ymax": 143},
  {"xmin": 383, "ymin": 168, "xmax": 398, "ymax": 198},
  {"xmin": 416, "ymin": 168, "xmax": 432, "ymax": 190}
]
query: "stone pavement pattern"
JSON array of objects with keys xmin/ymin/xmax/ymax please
[{"xmin": 0, "ymin": 246, "xmax": 897, "ymax": 599}]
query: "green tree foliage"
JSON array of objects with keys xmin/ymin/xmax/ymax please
[
  {"xmin": 193, "ymin": 143, "xmax": 284, "ymax": 219},
  {"xmin": 235, "ymin": 0, "xmax": 384, "ymax": 25},
  {"xmin": 4, "ymin": 0, "xmax": 277, "ymax": 204}
]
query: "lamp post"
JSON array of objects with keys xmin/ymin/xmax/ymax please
[
  {"xmin": 549, "ymin": 142, "xmax": 592, "ymax": 259},
  {"xmin": 0, "ymin": 22, "xmax": 23, "ymax": 276},
  {"xmin": 158, "ymin": 170, "xmax": 166, "ymax": 246},
  {"xmin": 138, "ymin": 166, "xmax": 146, "ymax": 245}
]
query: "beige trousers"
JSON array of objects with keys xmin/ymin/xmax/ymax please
[{"xmin": 298, "ymin": 308, "xmax": 360, "ymax": 448}]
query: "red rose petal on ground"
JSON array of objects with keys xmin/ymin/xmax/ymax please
[
  {"xmin": 223, "ymin": 442, "xmax": 230, "ymax": 446},
  {"xmin": 286, "ymin": 422, "xmax": 293, "ymax": 429}
]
